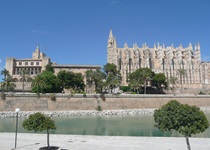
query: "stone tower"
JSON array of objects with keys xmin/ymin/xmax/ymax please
[{"xmin": 107, "ymin": 29, "xmax": 118, "ymax": 65}]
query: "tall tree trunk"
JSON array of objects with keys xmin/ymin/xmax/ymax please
[
  {"xmin": 185, "ymin": 136, "xmax": 191, "ymax": 150},
  {"xmin": 144, "ymin": 80, "xmax": 146, "ymax": 94},
  {"xmin": 181, "ymin": 75, "xmax": 183, "ymax": 94},
  {"xmin": 22, "ymin": 80, "xmax": 25, "ymax": 93},
  {"xmin": 47, "ymin": 129, "xmax": 50, "ymax": 150}
]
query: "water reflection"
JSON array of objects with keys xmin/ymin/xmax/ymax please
[{"xmin": 0, "ymin": 114, "xmax": 210, "ymax": 137}]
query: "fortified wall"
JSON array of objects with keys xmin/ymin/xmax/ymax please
[{"xmin": 0, "ymin": 94, "xmax": 210, "ymax": 112}]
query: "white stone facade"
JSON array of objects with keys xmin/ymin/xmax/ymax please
[
  {"xmin": 5, "ymin": 46, "xmax": 100, "ymax": 92},
  {"xmin": 107, "ymin": 30, "xmax": 210, "ymax": 89}
]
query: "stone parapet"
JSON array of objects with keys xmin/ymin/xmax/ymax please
[{"xmin": 1, "ymin": 93, "xmax": 210, "ymax": 112}]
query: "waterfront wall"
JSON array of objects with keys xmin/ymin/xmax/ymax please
[{"xmin": 1, "ymin": 93, "xmax": 210, "ymax": 112}]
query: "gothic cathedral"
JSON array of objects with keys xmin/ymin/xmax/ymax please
[{"xmin": 107, "ymin": 30, "xmax": 210, "ymax": 89}]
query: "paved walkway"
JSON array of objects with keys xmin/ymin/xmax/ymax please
[{"xmin": 1, "ymin": 133, "xmax": 210, "ymax": 150}]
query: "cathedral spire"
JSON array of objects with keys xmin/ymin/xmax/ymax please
[
  {"xmin": 107, "ymin": 29, "xmax": 117, "ymax": 49},
  {"xmin": 109, "ymin": 29, "xmax": 114, "ymax": 39}
]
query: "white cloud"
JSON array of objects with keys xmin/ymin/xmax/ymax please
[{"xmin": 0, "ymin": 59, "xmax": 1, "ymax": 63}]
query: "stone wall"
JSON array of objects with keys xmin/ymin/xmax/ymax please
[{"xmin": 1, "ymin": 93, "xmax": 210, "ymax": 112}]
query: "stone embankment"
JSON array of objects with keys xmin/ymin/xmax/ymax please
[
  {"xmin": 1, "ymin": 93, "xmax": 210, "ymax": 117},
  {"xmin": 0, "ymin": 109, "xmax": 155, "ymax": 118},
  {"xmin": 1, "ymin": 107, "xmax": 210, "ymax": 118}
]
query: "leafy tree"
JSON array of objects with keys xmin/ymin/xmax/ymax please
[
  {"xmin": 103, "ymin": 63, "xmax": 119, "ymax": 76},
  {"xmin": 45, "ymin": 63, "xmax": 54, "ymax": 73},
  {"xmin": 93, "ymin": 69, "xmax": 106, "ymax": 93},
  {"xmin": 85, "ymin": 63, "xmax": 121, "ymax": 94},
  {"xmin": 170, "ymin": 76, "xmax": 178, "ymax": 94},
  {"xmin": 23, "ymin": 112, "xmax": 56, "ymax": 150},
  {"xmin": 1, "ymin": 69, "xmax": 10, "ymax": 80},
  {"xmin": 32, "ymin": 74, "xmax": 46, "ymax": 96},
  {"xmin": 57, "ymin": 70, "xmax": 85, "ymax": 93},
  {"xmin": 129, "ymin": 80, "xmax": 141, "ymax": 94},
  {"xmin": 20, "ymin": 69, "xmax": 29, "ymax": 93},
  {"xmin": 41, "ymin": 71, "xmax": 62, "ymax": 93},
  {"xmin": 154, "ymin": 100, "xmax": 209, "ymax": 150},
  {"xmin": 120, "ymin": 86, "xmax": 130, "ymax": 92},
  {"xmin": 103, "ymin": 63, "xmax": 121, "ymax": 93},
  {"xmin": 0, "ymin": 76, "xmax": 15, "ymax": 92},
  {"xmin": 129, "ymin": 68, "xmax": 154, "ymax": 94},
  {"xmin": 85, "ymin": 69, "xmax": 106, "ymax": 93},
  {"xmin": 152, "ymin": 73, "xmax": 166, "ymax": 88},
  {"xmin": 85, "ymin": 69, "xmax": 95, "ymax": 88},
  {"xmin": 177, "ymin": 68, "xmax": 187, "ymax": 94}
]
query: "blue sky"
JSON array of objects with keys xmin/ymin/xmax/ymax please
[{"xmin": 0, "ymin": 0, "xmax": 210, "ymax": 80}]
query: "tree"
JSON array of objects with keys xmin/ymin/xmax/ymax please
[
  {"xmin": 170, "ymin": 76, "xmax": 178, "ymax": 94},
  {"xmin": 40, "ymin": 71, "xmax": 62, "ymax": 93},
  {"xmin": 103, "ymin": 63, "xmax": 119, "ymax": 76},
  {"xmin": 177, "ymin": 68, "xmax": 187, "ymax": 94},
  {"xmin": 23, "ymin": 112, "xmax": 56, "ymax": 150},
  {"xmin": 103, "ymin": 63, "xmax": 121, "ymax": 93},
  {"xmin": 1, "ymin": 69, "xmax": 10, "ymax": 79},
  {"xmin": 20, "ymin": 69, "xmax": 29, "ymax": 93},
  {"xmin": 85, "ymin": 69, "xmax": 106, "ymax": 93},
  {"xmin": 57, "ymin": 70, "xmax": 85, "ymax": 93},
  {"xmin": 129, "ymin": 68, "xmax": 154, "ymax": 94},
  {"xmin": 152, "ymin": 73, "xmax": 166, "ymax": 89},
  {"xmin": 154, "ymin": 100, "xmax": 209, "ymax": 150},
  {"xmin": 45, "ymin": 63, "xmax": 54, "ymax": 73},
  {"xmin": 31, "ymin": 74, "xmax": 46, "ymax": 96},
  {"xmin": 0, "ymin": 76, "xmax": 15, "ymax": 92}
]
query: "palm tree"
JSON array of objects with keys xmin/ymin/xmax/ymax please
[
  {"xmin": 32, "ymin": 74, "xmax": 46, "ymax": 97},
  {"xmin": 129, "ymin": 80, "xmax": 141, "ymax": 94},
  {"xmin": 1, "ymin": 69, "xmax": 10, "ymax": 79},
  {"xmin": 177, "ymin": 68, "xmax": 187, "ymax": 94},
  {"xmin": 170, "ymin": 76, "xmax": 178, "ymax": 94},
  {"xmin": 85, "ymin": 70, "xmax": 95, "ymax": 93},
  {"xmin": 20, "ymin": 69, "xmax": 29, "ymax": 93},
  {"xmin": 105, "ymin": 74, "xmax": 121, "ymax": 93},
  {"xmin": 141, "ymin": 69, "xmax": 152, "ymax": 94},
  {"xmin": 0, "ymin": 76, "xmax": 15, "ymax": 92}
]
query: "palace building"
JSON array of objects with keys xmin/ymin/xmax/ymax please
[
  {"xmin": 107, "ymin": 30, "xmax": 210, "ymax": 90},
  {"xmin": 5, "ymin": 46, "xmax": 100, "ymax": 92}
]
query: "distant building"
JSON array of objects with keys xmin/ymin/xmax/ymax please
[
  {"xmin": 107, "ymin": 30, "xmax": 210, "ymax": 91},
  {"xmin": 6, "ymin": 46, "xmax": 100, "ymax": 92},
  {"xmin": 6, "ymin": 46, "xmax": 50, "ymax": 82}
]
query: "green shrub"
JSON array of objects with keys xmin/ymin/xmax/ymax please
[
  {"xmin": 83, "ymin": 93, "xmax": 87, "ymax": 97},
  {"xmin": 198, "ymin": 91, "xmax": 205, "ymax": 95},
  {"xmin": 120, "ymin": 86, "xmax": 130, "ymax": 92},
  {"xmin": 96, "ymin": 105, "xmax": 102, "ymax": 111},
  {"xmin": 131, "ymin": 92, "xmax": 137, "ymax": 94}
]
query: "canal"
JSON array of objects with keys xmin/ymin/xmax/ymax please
[{"xmin": 1, "ymin": 114, "xmax": 210, "ymax": 137}]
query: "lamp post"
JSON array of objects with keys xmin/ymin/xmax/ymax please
[{"xmin": 15, "ymin": 108, "xmax": 20, "ymax": 149}]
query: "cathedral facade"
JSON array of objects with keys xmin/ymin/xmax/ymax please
[{"xmin": 107, "ymin": 30, "xmax": 210, "ymax": 90}]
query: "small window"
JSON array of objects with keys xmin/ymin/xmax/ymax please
[
  {"xmin": 25, "ymin": 62, "xmax": 28, "ymax": 66},
  {"xmin": 19, "ymin": 62, "xmax": 22, "ymax": 65},
  {"xmin": 31, "ymin": 62, "xmax": 34, "ymax": 65},
  {"xmin": 36, "ymin": 62, "xmax": 39, "ymax": 65}
]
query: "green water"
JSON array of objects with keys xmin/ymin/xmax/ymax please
[{"xmin": 1, "ymin": 115, "xmax": 210, "ymax": 137}]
